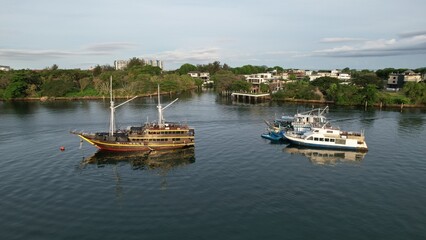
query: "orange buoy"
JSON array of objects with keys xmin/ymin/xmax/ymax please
[{"xmin": 60, "ymin": 146, "xmax": 65, "ymax": 151}]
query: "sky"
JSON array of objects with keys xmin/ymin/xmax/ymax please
[{"xmin": 1, "ymin": 0, "xmax": 426, "ymax": 70}]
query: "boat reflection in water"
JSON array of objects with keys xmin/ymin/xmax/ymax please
[
  {"xmin": 82, "ymin": 147, "xmax": 195, "ymax": 170},
  {"xmin": 284, "ymin": 145, "xmax": 366, "ymax": 165}
]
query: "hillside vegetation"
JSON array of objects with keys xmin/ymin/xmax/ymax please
[{"xmin": 1, "ymin": 61, "xmax": 425, "ymax": 106}]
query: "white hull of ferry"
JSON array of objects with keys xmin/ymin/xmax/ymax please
[{"xmin": 284, "ymin": 128, "xmax": 368, "ymax": 152}]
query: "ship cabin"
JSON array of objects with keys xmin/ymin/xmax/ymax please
[
  {"xmin": 304, "ymin": 128, "xmax": 366, "ymax": 146},
  {"xmin": 127, "ymin": 123, "xmax": 195, "ymax": 145}
]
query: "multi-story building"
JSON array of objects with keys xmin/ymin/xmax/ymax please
[
  {"xmin": 114, "ymin": 58, "xmax": 164, "ymax": 70},
  {"xmin": 287, "ymin": 69, "xmax": 306, "ymax": 80},
  {"xmin": 0, "ymin": 65, "xmax": 11, "ymax": 71},
  {"xmin": 187, "ymin": 72, "xmax": 212, "ymax": 85},
  {"xmin": 387, "ymin": 70, "xmax": 422, "ymax": 89},
  {"xmin": 114, "ymin": 60, "xmax": 129, "ymax": 70},
  {"xmin": 308, "ymin": 69, "xmax": 351, "ymax": 81},
  {"xmin": 337, "ymin": 73, "xmax": 351, "ymax": 81},
  {"xmin": 244, "ymin": 73, "xmax": 274, "ymax": 93}
]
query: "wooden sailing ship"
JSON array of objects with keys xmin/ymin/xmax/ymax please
[{"xmin": 72, "ymin": 77, "xmax": 195, "ymax": 152}]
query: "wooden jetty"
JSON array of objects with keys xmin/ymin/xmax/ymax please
[{"xmin": 231, "ymin": 92, "xmax": 271, "ymax": 103}]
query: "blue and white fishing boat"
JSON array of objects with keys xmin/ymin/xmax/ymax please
[
  {"xmin": 261, "ymin": 107, "xmax": 329, "ymax": 141},
  {"xmin": 261, "ymin": 118, "xmax": 292, "ymax": 141},
  {"xmin": 284, "ymin": 125, "xmax": 368, "ymax": 151},
  {"xmin": 291, "ymin": 106, "xmax": 329, "ymax": 134}
]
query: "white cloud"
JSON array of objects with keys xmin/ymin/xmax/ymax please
[
  {"xmin": 148, "ymin": 47, "xmax": 221, "ymax": 63},
  {"xmin": 398, "ymin": 30, "xmax": 426, "ymax": 39},
  {"xmin": 0, "ymin": 42, "xmax": 137, "ymax": 60},
  {"xmin": 264, "ymin": 50, "xmax": 299, "ymax": 56},
  {"xmin": 313, "ymin": 32, "xmax": 426, "ymax": 58},
  {"xmin": 0, "ymin": 49, "xmax": 76, "ymax": 59},
  {"xmin": 83, "ymin": 42, "xmax": 137, "ymax": 53},
  {"xmin": 320, "ymin": 37, "xmax": 366, "ymax": 43}
]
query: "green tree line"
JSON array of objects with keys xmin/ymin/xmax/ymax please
[
  {"xmin": 1, "ymin": 61, "xmax": 425, "ymax": 106},
  {"xmin": 178, "ymin": 63, "xmax": 425, "ymax": 105},
  {"xmin": 0, "ymin": 63, "xmax": 195, "ymax": 99},
  {"xmin": 273, "ymin": 75, "xmax": 426, "ymax": 105}
]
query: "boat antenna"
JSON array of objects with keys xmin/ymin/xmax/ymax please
[
  {"xmin": 157, "ymin": 84, "xmax": 178, "ymax": 127},
  {"xmin": 109, "ymin": 76, "xmax": 138, "ymax": 136}
]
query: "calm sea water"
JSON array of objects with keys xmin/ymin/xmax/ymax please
[{"xmin": 1, "ymin": 91, "xmax": 426, "ymax": 240}]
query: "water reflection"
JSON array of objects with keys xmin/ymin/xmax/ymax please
[
  {"xmin": 80, "ymin": 148, "xmax": 196, "ymax": 193},
  {"xmin": 1, "ymin": 101, "xmax": 40, "ymax": 115},
  {"xmin": 284, "ymin": 145, "xmax": 366, "ymax": 165},
  {"xmin": 81, "ymin": 147, "xmax": 196, "ymax": 171},
  {"xmin": 398, "ymin": 113, "xmax": 425, "ymax": 135}
]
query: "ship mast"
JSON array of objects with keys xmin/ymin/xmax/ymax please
[
  {"xmin": 157, "ymin": 84, "xmax": 162, "ymax": 127},
  {"xmin": 157, "ymin": 84, "xmax": 178, "ymax": 128},
  {"xmin": 109, "ymin": 76, "xmax": 114, "ymax": 136},
  {"xmin": 109, "ymin": 76, "xmax": 138, "ymax": 136}
]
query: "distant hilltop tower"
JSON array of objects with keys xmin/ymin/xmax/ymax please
[{"xmin": 114, "ymin": 58, "xmax": 164, "ymax": 70}]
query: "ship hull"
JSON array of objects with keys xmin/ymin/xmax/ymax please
[
  {"xmin": 79, "ymin": 134, "xmax": 194, "ymax": 152},
  {"xmin": 286, "ymin": 139, "xmax": 367, "ymax": 152},
  {"xmin": 284, "ymin": 132, "xmax": 368, "ymax": 152},
  {"xmin": 261, "ymin": 131, "xmax": 284, "ymax": 141}
]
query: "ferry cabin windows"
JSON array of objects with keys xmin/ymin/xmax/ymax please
[
  {"xmin": 129, "ymin": 137, "xmax": 186, "ymax": 142},
  {"xmin": 308, "ymin": 137, "xmax": 335, "ymax": 142},
  {"xmin": 148, "ymin": 130, "xmax": 187, "ymax": 134}
]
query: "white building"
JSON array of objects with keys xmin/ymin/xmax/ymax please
[
  {"xmin": 331, "ymin": 69, "xmax": 340, "ymax": 77},
  {"xmin": 337, "ymin": 73, "xmax": 351, "ymax": 81},
  {"xmin": 308, "ymin": 69, "xmax": 351, "ymax": 81},
  {"xmin": 188, "ymin": 72, "xmax": 212, "ymax": 85},
  {"xmin": 244, "ymin": 73, "xmax": 273, "ymax": 84},
  {"xmin": 114, "ymin": 60, "xmax": 129, "ymax": 70},
  {"xmin": 244, "ymin": 73, "xmax": 274, "ymax": 93},
  {"xmin": 281, "ymin": 72, "xmax": 289, "ymax": 80},
  {"xmin": 114, "ymin": 58, "xmax": 164, "ymax": 70},
  {"xmin": 0, "ymin": 65, "xmax": 11, "ymax": 71},
  {"xmin": 403, "ymin": 70, "xmax": 422, "ymax": 82},
  {"xmin": 387, "ymin": 70, "xmax": 423, "ymax": 89},
  {"xmin": 188, "ymin": 71, "xmax": 210, "ymax": 80}
]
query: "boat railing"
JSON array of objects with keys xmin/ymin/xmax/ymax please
[
  {"xmin": 70, "ymin": 130, "xmax": 96, "ymax": 137},
  {"xmin": 297, "ymin": 106, "xmax": 329, "ymax": 117},
  {"xmin": 320, "ymin": 122, "xmax": 339, "ymax": 130},
  {"xmin": 144, "ymin": 122, "xmax": 191, "ymax": 129}
]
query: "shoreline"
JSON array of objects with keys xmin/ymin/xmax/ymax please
[
  {"xmin": 274, "ymin": 98, "xmax": 426, "ymax": 109},
  {"xmin": 2, "ymin": 95, "xmax": 425, "ymax": 109},
  {"xmin": 0, "ymin": 91, "xmax": 183, "ymax": 102}
]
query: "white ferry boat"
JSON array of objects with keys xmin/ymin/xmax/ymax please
[{"xmin": 284, "ymin": 125, "xmax": 368, "ymax": 152}]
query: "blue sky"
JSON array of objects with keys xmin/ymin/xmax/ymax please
[{"xmin": 1, "ymin": 0, "xmax": 425, "ymax": 70}]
